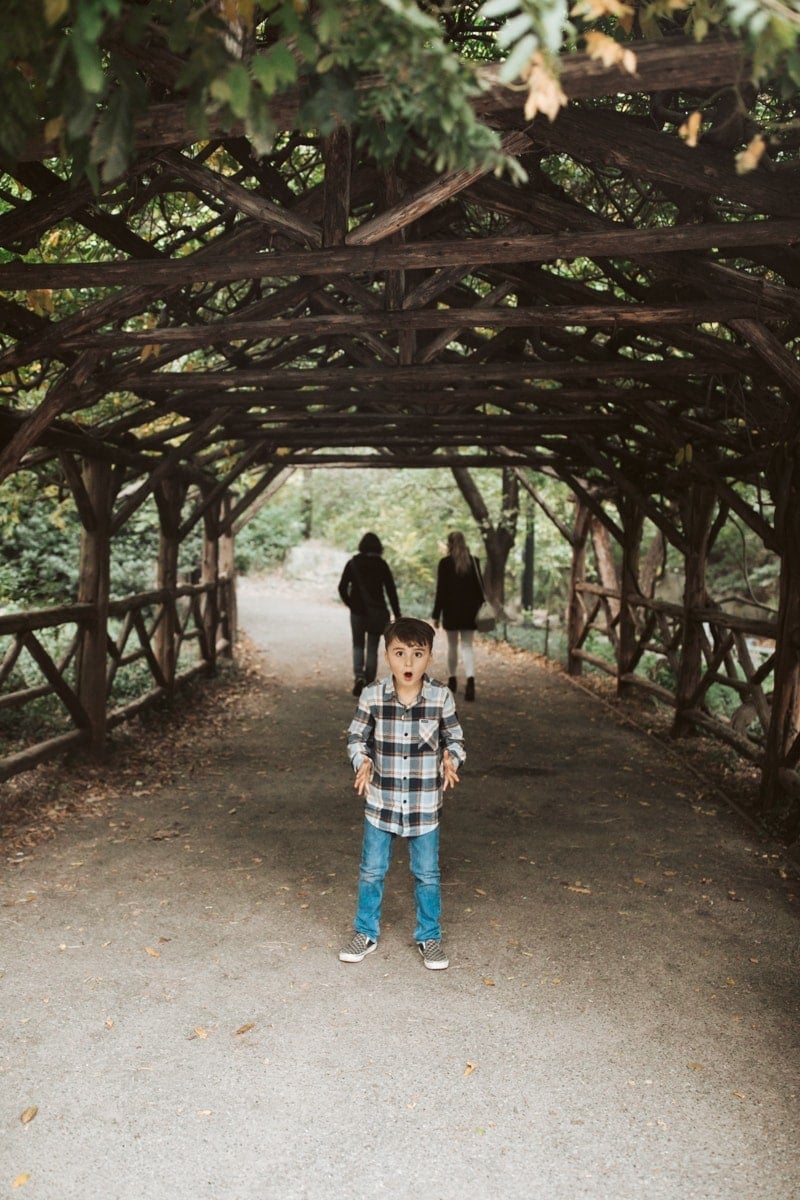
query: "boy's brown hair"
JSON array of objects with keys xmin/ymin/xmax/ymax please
[{"xmin": 384, "ymin": 617, "xmax": 434, "ymax": 651}]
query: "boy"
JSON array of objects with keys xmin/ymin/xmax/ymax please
[{"xmin": 339, "ymin": 617, "xmax": 465, "ymax": 970}]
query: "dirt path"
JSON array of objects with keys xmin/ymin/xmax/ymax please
[{"xmin": 1, "ymin": 575, "xmax": 798, "ymax": 1200}]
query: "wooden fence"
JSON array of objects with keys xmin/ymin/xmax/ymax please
[
  {"xmin": 0, "ymin": 576, "xmax": 235, "ymax": 783},
  {"xmin": 569, "ymin": 580, "xmax": 776, "ymax": 764}
]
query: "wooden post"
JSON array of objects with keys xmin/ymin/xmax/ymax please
[
  {"xmin": 672, "ymin": 484, "xmax": 716, "ymax": 738},
  {"xmin": 200, "ymin": 492, "xmax": 220, "ymax": 675},
  {"xmin": 617, "ymin": 500, "xmax": 644, "ymax": 698},
  {"xmin": 219, "ymin": 492, "xmax": 237, "ymax": 660},
  {"xmin": 76, "ymin": 458, "xmax": 112, "ymax": 754},
  {"xmin": 759, "ymin": 448, "xmax": 800, "ymax": 833},
  {"xmin": 154, "ymin": 476, "xmax": 185, "ymax": 693},
  {"xmin": 567, "ymin": 500, "xmax": 592, "ymax": 677}
]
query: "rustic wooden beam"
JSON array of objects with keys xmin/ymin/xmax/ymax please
[
  {"xmin": 122, "ymin": 356, "xmax": 743, "ymax": 394},
  {"xmin": 347, "ymin": 132, "xmax": 532, "ymax": 246},
  {"xmin": 19, "ymin": 38, "xmax": 750, "ymax": 161},
  {"xmin": 158, "ymin": 149, "xmax": 322, "ymax": 247},
  {"xmin": 3, "ymin": 218, "xmax": 795, "ymax": 290},
  {"xmin": 0, "ymin": 352, "xmax": 99, "ymax": 484},
  {"xmin": 729, "ymin": 318, "xmax": 800, "ymax": 400},
  {"xmin": 56, "ymin": 301, "xmax": 764, "ymax": 351},
  {"xmin": 322, "ymin": 126, "xmax": 352, "ymax": 248},
  {"xmin": 527, "ymin": 107, "xmax": 800, "ymax": 218}
]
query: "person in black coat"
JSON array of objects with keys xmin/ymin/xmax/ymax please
[
  {"xmin": 338, "ymin": 532, "xmax": 401, "ymax": 696},
  {"xmin": 431, "ymin": 530, "xmax": 484, "ymax": 701}
]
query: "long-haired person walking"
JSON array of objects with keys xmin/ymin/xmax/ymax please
[{"xmin": 431, "ymin": 530, "xmax": 485, "ymax": 701}]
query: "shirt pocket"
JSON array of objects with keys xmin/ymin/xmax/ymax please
[{"xmin": 419, "ymin": 718, "xmax": 439, "ymax": 749}]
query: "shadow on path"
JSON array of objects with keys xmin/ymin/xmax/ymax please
[{"xmin": 1, "ymin": 576, "xmax": 798, "ymax": 1200}]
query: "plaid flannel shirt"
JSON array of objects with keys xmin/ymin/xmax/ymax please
[{"xmin": 347, "ymin": 674, "xmax": 466, "ymax": 837}]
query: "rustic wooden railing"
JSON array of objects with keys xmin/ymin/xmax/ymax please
[
  {"xmin": 0, "ymin": 576, "xmax": 234, "ymax": 784},
  {"xmin": 571, "ymin": 580, "xmax": 776, "ymax": 763}
]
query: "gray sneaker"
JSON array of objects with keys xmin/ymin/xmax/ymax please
[
  {"xmin": 418, "ymin": 939, "xmax": 449, "ymax": 970},
  {"xmin": 339, "ymin": 932, "xmax": 377, "ymax": 962}
]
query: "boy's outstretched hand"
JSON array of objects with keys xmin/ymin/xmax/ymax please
[
  {"xmin": 442, "ymin": 749, "xmax": 460, "ymax": 792},
  {"xmin": 354, "ymin": 759, "xmax": 373, "ymax": 796}
]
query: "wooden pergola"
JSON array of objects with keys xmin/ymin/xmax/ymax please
[{"xmin": 1, "ymin": 33, "xmax": 800, "ymax": 834}]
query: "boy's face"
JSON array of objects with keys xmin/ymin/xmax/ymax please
[{"xmin": 385, "ymin": 637, "xmax": 432, "ymax": 691}]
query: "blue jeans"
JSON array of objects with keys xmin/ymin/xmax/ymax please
[
  {"xmin": 354, "ymin": 821, "xmax": 442, "ymax": 944},
  {"xmin": 350, "ymin": 611, "xmax": 380, "ymax": 683}
]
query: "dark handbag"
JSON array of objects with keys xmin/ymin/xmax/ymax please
[
  {"xmin": 472, "ymin": 558, "xmax": 496, "ymax": 632},
  {"xmin": 351, "ymin": 560, "xmax": 389, "ymax": 635},
  {"xmin": 364, "ymin": 601, "xmax": 390, "ymax": 635}
]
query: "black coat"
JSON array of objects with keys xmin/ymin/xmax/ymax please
[
  {"xmin": 432, "ymin": 555, "xmax": 484, "ymax": 631},
  {"xmin": 338, "ymin": 552, "xmax": 401, "ymax": 618}
]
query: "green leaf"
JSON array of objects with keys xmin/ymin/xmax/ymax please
[
  {"xmin": 497, "ymin": 12, "xmax": 534, "ymax": 49},
  {"xmin": 90, "ymin": 88, "xmax": 132, "ymax": 183},
  {"xmin": 478, "ymin": 0, "xmax": 523, "ymax": 17},
  {"xmin": 500, "ymin": 32, "xmax": 539, "ymax": 81},
  {"xmin": 71, "ymin": 33, "xmax": 105, "ymax": 95},
  {"xmin": 226, "ymin": 63, "xmax": 252, "ymax": 119}
]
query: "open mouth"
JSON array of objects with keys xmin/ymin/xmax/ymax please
[{"xmin": 404, "ymin": 671, "xmax": 414, "ymax": 680}]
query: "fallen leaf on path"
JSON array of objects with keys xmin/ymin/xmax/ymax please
[
  {"xmin": 464, "ymin": 1062, "xmax": 477, "ymax": 1076},
  {"xmin": 12, "ymin": 1175, "xmax": 30, "ymax": 1189},
  {"xmin": 482, "ymin": 978, "xmax": 495, "ymax": 987},
  {"xmin": 474, "ymin": 888, "xmax": 487, "ymax": 896},
  {"xmin": 688, "ymin": 1062, "xmax": 704, "ymax": 1071},
  {"xmin": 19, "ymin": 1107, "xmax": 38, "ymax": 1124},
  {"xmin": 732, "ymin": 1091, "xmax": 746, "ymax": 1099},
  {"xmin": 564, "ymin": 882, "xmax": 591, "ymax": 894},
  {"xmin": 235, "ymin": 1022, "xmax": 255, "ymax": 1036},
  {"xmin": 144, "ymin": 946, "xmax": 160, "ymax": 958},
  {"xmin": 194, "ymin": 1027, "xmax": 208, "ymax": 1039}
]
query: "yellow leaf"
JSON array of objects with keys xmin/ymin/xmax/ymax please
[
  {"xmin": 194, "ymin": 1027, "xmax": 208, "ymax": 1039},
  {"xmin": 44, "ymin": 115, "xmax": 65, "ymax": 144},
  {"xmin": 584, "ymin": 31, "xmax": 637, "ymax": 74},
  {"xmin": 140, "ymin": 343, "xmax": 161, "ymax": 363},
  {"xmin": 732, "ymin": 1091, "xmax": 745, "ymax": 1099},
  {"xmin": 571, "ymin": 0, "xmax": 635, "ymax": 20},
  {"xmin": 144, "ymin": 946, "xmax": 160, "ymax": 958},
  {"xmin": 20, "ymin": 1106, "xmax": 38, "ymax": 1124},
  {"xmin": 688, "ymin": 1061, "xmax": 704, "ymax": 1070},
  {"xmin": 474, "ymin": 888, "xmax": 487, "ymax": 896},
  {"xmin": 235, "ymin": 1022, "xmax": 255, "ymax": 1036},
  {"xmin": 735, "ymin": 135, "xmax": 766, "ymax": 176},
  {"xmin": 44, "ymin": 0, "xmax": 69, "ymax": 23},
  {"xmin": 464, "ymin": 1062, "xmax": 477, "ymax": 1076},
  {"xmin": 678, "ymin": 110, "xmax": 702, "ymax": 148},
  {"xmin": 482, "ymin": 977, "xmax": 495, "ymax": 986},
  {"xmin": 566, "ymin": 884, "xmax": 591, "ymax": 894},
  {"xmin": 12, "ymin": 1175, "xmax": 30, "ymax": 1189},
  {"xmin": 520, "ymin": 52, "xmax": 568, "ymax": 123}
]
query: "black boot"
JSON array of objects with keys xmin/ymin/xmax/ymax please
[
  {"xmin": 447, "ymin": 676, "xmax": 457, "ymax": 693},
  {"xmin": 352, "ymin": 675, "xmax": 366, "ymax": 697},
  {"xmin": 464, "ymin": 677, "xmax": 475, "ymax": 701}
]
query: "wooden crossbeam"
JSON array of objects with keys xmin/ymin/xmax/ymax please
[
  {"xmin": 56, "ymin": 302, "xmax": 762, "ymax": 351},
  {"xmin": 2, "ymin": 219, "xmax": 796, "ymax": 290}
]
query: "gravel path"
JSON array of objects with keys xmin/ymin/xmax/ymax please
[{"xmin": 1, "ymin": 575, "xmax": 798, "ymax": 1200}]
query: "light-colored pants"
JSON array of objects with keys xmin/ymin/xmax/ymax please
[{"xmin": 446, "ymin": 629, "xmax": 475, "ymax": 678}]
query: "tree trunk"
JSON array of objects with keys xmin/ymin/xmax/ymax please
[
  {"xmin": 672, "ymin": 484, "xmax": 716, "ymax": 738},
  {"xmin": 75, "ymin": 458, "xmax": 113, "ymax": 754},
  {"xmin": 759, "ymin": 446, "xmax": 800, "ymax": 835},
  {"xmin": 154, "ymin": 476, "xmax": 185, "ymax": 693},
  {"xmin": 617, "ymin": 500, "xmax": 644, "ymax": 698},
  {"xmin": 451, "ymin": 465, "xmax": 519, "ymax": 610},
  {"xmin": 567, "ymin": 500, "xmax": 592, "ymax": 677},
  {"xmin": 218, "ymin": 492, "xmax": 237, "ymax": 659}
]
